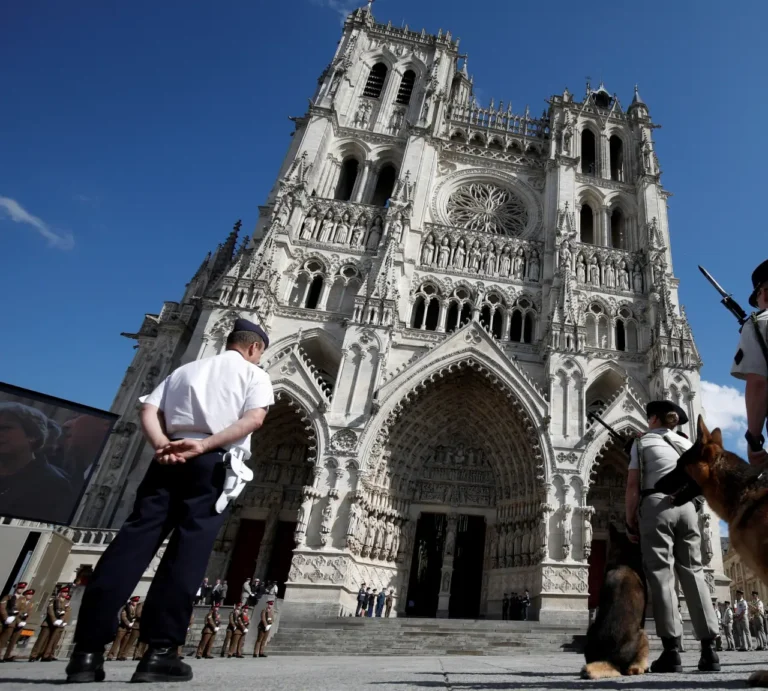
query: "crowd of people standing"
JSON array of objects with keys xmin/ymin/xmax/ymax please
[
  {"xmin": 355, "ymin": 584, "xmax": 394, "ymax": 617},
  {"xmin": 720, "ymin": 590, "xmax": 768, "ymax": 652}
]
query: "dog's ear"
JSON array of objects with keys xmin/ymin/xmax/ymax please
[
  {"xmin": 710, "ymin": 427, "xmax": 724, "ymax": 447},
  {"xmin": 696, "ymin": 415, "xmax": 710, "ymax": 445}
]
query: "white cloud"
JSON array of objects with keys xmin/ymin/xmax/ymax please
[
  {"xmin": 309, "ymin": 0, "xmax": 362, "ymax": 22},
  {"xmin": 0, "ymin": 196, "xmax": 74, "ymax": 250},
  {"xmin": 700, "ymin": 380, "xmax": 746, "ymax": 435}
]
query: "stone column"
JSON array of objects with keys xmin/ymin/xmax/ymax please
[
  {"xmin": 436, "ymin": 513, "xmax": 458, "ymax": 618},
  {"xmin": 353, "ymin": 161, "xmax": 373, "ymax": 203},
  {"xmin": 254, "ymin": 489, "xmax": 283, "ymax": 580}
]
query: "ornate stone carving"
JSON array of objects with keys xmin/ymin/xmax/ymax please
[
  {"xmin": 446, "ymin": 182, "xmax": 528, "ymax": 236},
  {"xmin": 700, "ymin": 512, "xmax": 713, "ymax": 566},
  {"xmin": 331, "ymin": 429, "xmax": 358, "ymax": 453},
  {"xmin": 288, "ymin": 553, "xmax": 347, "ymax": 584},
  {"xmin": 541, "ymin": 565, "xmax": 588, "ymax": 594}
]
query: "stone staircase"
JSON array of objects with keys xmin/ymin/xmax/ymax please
[{"xmin": 264, "ymin": 617, "xmax": 702, "ymax": 657}]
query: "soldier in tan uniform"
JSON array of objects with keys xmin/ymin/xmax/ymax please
[
  {"xmin": 118, "ymin": 598, "xmax": 143, "ymax": 661},
  {"xmin": 0, "ymin": 585, "xmax": 35, "ymax": 661},
  {"xmin": 29, "ymin": 586, "xmax": 70, "ymax": 662},
  {"xmin": 195, "ymin": 603, "xmax": 221, "ymax": 659},
  {"xmin": 220, "ymin": 603, "xmax": 240, "ymax": 657},
  {"xmin": 107, "ymin": 597, "xmax": 138, "ymax": 661},
  {"xmin": 228, "ymin": 605, "xmax": 249, "ymax": 658},
  {"xmin": 42, "ymin": 592, "xmax": 71, "ymax": 661}
]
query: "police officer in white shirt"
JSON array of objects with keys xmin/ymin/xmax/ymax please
[
  {"xmin": 751, "ymin": 591, "xmax": 767, "ymax": 650},
  {"xmin": 626, "ymin": 400, "xmax": 720, "ymax": 674},
  {"xmin": 66, "ymin": 318, "xmax": 274, "ymax": 684},
  {"xmin": 734, "ymin": 590, "xmax": 751, "ymax": 651},
  {"xmin": 731, "ymin": 258, "xmax": 768, "ymax": 465}
]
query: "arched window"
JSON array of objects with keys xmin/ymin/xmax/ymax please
[
  {"xmin": 327, "ymin": 266, "xmax": 361, "ymax": 314},
  {"xmin": 581, "ymin": 130, "xmax": 597, "ymax": 176},
  {"xmin": 580, "ymin": 204, "xmax": 595, "ymax": 244},
  {"xmin": 363, "ymin": 63, "xmax": 388, "ymax": 99},
  {"xmin": 480, "ymin": 293, "xmax": 504, "ymax": 339},
  {"xmin": 586, "ymin": 303, "xmax": 610, "ymax": 348},
  {"xmin": 444, "ymin": 287, "xmax": 472, "ymax": 333},
  {"xmin": 289, "ymin": 260, "xmax": 326, "ymax": 309},
  {"xmin": 305, "ymin": 275, "xmax": 323, "ymax": 309},
  {"xmin": 615, "ymin": 320, "xmax": 626, "ymax": 352},
  {"xmin": 609, "ymin": 135, "xmax": 624, "ymax": 182},
  {"xmin": 616, "ymin": 307, "xmax": 639, "ymax": 352},
  {"xmin": 510, "ymin": 310, "xmax": 523, "ymax": 342},
  {"xmin": 610, "ymin": 208, "xmax": 625, "ymax": 249},
  {"xmin": 410, "ymin": 283, "xmax": 441, "ymax": 331},
  {"xmin": 524, "ymin": 312, "xmax": 534, "ymax": 344},
  {"xmin": 335, "ymin": 158, "xmax": 360, "ymax": 201},
  {"xmin": 489, "ymin": 138, "xmax": 504, "ymax": 151},
  {"xmin": 370, "ymin": 164, "xmax": 397, "ymax": 206},
  {"xmin": 470, "ymin": 133, "xmax": 485, "ymax": 147},
  {"xmin": 508, "ymin": 298, "xmax": 536, "ymax": 344},
  {"xmin": 396, "ymin": 70, "xmax": 416, "ymax": 105},
  {"xmin": 450, "ymin": 130, "xmax": 466, "ymax": 143}
]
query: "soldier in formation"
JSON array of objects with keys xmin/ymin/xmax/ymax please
[
  {"xmin": 750, "ymin": 591, "xmax": 767, "ymax": 651},
  {"xmin": 228, "ymin": 605, "xmax": 249, "ymax": 658},
  {"xmin": 253, "ymin": 600, "xmax": 274, "ymax": 658},
  {"xmin": 0, "ymin": 583, "xmax": 35, "ymax": 661},
  {"xmin": 195, "ymin": 603, "xmax": 221, "ymax": 659},
  {"xmin": 220, "ymin": 603, "xmax": 240, "ymax": 657},
  {"xmin": 734, "ymin": 590, "xmax": 751, "ymax": 651},
  {"xmin": 29, "ymin": 585, "xmax": 71, "ymax": 662},
  {"xmin": 722, "ymin": 602, "xmax": 735, "ymax": 651},
  {"xmin": 107, "ymin": 596, "xmax": 139, "ymax": 661}
]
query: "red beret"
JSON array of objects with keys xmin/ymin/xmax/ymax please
[
  {"xmin": 23, "ymin": 589, "xmax": 35, "ymax": 596},
  {"xmin": 15, "ymin": 582, "xmax": 27, "ymax": 589}
]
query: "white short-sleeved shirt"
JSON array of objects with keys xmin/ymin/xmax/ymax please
[
  {"xmin": 140, "ymin": 350, "xmax": 274, "ymax": 458},
  {"xmin": 731, "ymin": 311, "xmax": 768, "ymax": 380},
  {"xmin": 735, "ymin": 598, "xmax": 747, "ymax": 617},
  {"xmin": 628, "ymin": 428, "xmax": 692, "ymax": 491}
]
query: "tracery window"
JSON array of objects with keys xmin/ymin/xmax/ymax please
[
  {"xmin": 326, "ymin": 265, "xmax": 362, "ymax": 315},
  {"xmin": 480, "ymin": 292, "xmax": 505, "ymax": 340},
  {"xmin": 585, "ymin": 303, "xmax": 610, "ymax": 348},
  {"xmin": 395, "ymin": 70, "xmax": 416, "ymax": 105},
  {"xmin": 445, "ymin": 288, "xmax": 473, "ymax": 334},
  {"xmin": 508, "ymin": 297, "xmax": 536, "ymax": 344},
  {"xmin": 289, "ymin": 260, "xmax": 326, "ymax": 310},
  {"xmin": 580, "ymin": 204, "xmax": 595, "ymax": 245},
  {"xmin": 410, "ymin": 283, "xmax": 441, "ymax": 331},
  {"xmin": 615, "ymin": 307, "xmax": 639, "ymax": 352},
  {"xmin": 446, "ymin": 182, "xmax": 528, "ymax": 236},
  {"xmin": 363, "ymin": 63, "xmax": 388, "ymax": 99}
]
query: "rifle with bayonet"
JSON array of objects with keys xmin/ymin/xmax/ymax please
[
  {"xmin": 586, "ymin": 412, "xmax": 638, "ymax": 457},
  {"xmin": 698, "ymin": 265, "xmax": 749, "ymax": 326}
]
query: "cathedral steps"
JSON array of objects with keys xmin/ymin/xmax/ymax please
[{"xmin": 264, "ymin": 617, "xmax": 701, "ymax": 656}]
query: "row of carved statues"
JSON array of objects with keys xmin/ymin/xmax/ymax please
[
  {"xmin": 572, "ymin": 252, "xmax": 644, "ymax": 292},
  {"xmin": 420, "ymin": 233, "xmax": 541, "ymax": 282},
  {"xmin": 345, "ymin": 503, "xmax": 414, "ymax": 562},
  {"xmin": 299, "ymin": 207, "xmax": 386, "ymax": 251}
]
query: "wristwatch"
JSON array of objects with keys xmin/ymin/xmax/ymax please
[{"xmin": 745, "ymin": 430, "xmax": 765, "ymax": 453}]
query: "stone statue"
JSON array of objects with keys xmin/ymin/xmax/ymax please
[
  {"xmin": 441, "ymin": 571, "xmax": 451, "ymax": 592},
  {"xmin": 483, "ymin": 243, "xmax": 497, "ymax": 275},
  {"xmin": 582, "ymin": 507, "xmax": 594, "ymax": 560},
  {"xmin": 391, "ymin": 214, "xmax": 404, "ymax": 243},
  {"xmin": 351, "ymin": 219, "xmax": 365, "ymax": 246},
  {"xmin": 505, "ymin": 525, "xmax": 514, "ymax": 566},
  {"xmin": 605, "ymin": 261, "xmax": 616, "ymax": 288},
  {"xmin": 499, "ymin": 245, "xmax": 512, "ymax": 276},
  {"xmin": 513, "ymin": 248, "xmax": 525, "ymax": 279},
  {"xmin": 437, "ymin": 236, "xmax": 450, "ymax": 268},
  {"xmin": 589, "ymin": 256, "xmax": 600, "ymax": 286},
  {"xmin": 346, "ymin": 502, "xmax": 360, "ymax": 544},
  {"xmin": 453, "ymin": 239, "xmax": 466, "ymax": 269},
  {"xmin": 355, "ymin": 100, "xmax": 372, "ymax": 128},
  {"xmin": 399, "ymin": 520, "xmax": 417, "ymax": 563},
  {"xmin": 560, "ymin": 506, "xmax": 572, "ymax": 560},
  {"xmin": 489, "ymin": 528, "xmax": 499, "ymax": 568},
  {"xmin": 559, "ymin": 241, "xmax": 572, "ymax": 273},
  {"xmin": 334, "ymin": 213, "xmax": 351, "ymax": 244},
  {"xmin": 632, "ymin": 263, "xmax": 643, "ymax": 292},
  {"xmin": 700, "ymin": 512, "xmax": 713, "ymax": 566},
  {"xmin": 421, "ymin": 235, "xmax": 435, "ymax": 265},
  {"xmin": 537, "ymin": 509, "xmax": 549, "ymax": 561},
  {"xmin": 576, "ymin": 255, "xmax": 586, "ymax": 283},
  {"xmin": 300, "ymin": 208, "xmax": 318, "ymax": 239},
  {"xmin": 563, "ymin": 125, "xmax": 573, "ymax": 155},
  {"xmin": 513, "ymin": 525, "xmax": 523, "ymax": 567},
  {"xmin": 469, "ymin": 240, "xmax": 482, "ymax": 272},
  {"xmin": 619, "ymin": 260, "xmax": 630, "ymax": 290},
  {"xmin": 366, "ymin": 217, "xmax": 383, "ymax": 250},
  {"xmin": 529, "ymin": 250, "xmax": 540, "ymax": 281},
  {"xmin": 444, "ymin": 521, "xmax": 456, "ymax": 556},
  {"xmin": 389, "ymin": 522, "xmax": 400, "ymax": 561},
  {"xmin": 361, "ymin": 515, "xmax": 376, "ymax": 557},
  {"xmin": 383, "ymin": 519, "xmax": 395, "ymax": 557},
  {"xmin": 521, "ymin": 525, "xmax": 531, "ymax": 565},
  {"xmin": 318, "ymin": 211, "xmax": 335, "ymax": 243}
]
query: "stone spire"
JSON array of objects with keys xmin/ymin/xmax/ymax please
[{"xmin": 210, "ymin": 219, "xmax": 241, "ymax": 282}]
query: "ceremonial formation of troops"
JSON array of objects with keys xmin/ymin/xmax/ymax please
[{"xmin": 719, "ymin": 591, "xmax": 768, "ymax": 653}]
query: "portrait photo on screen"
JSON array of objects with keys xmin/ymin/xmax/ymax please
[{"xmin": 0, "ymin": 382, "xmax": 118, "ymax": 525}]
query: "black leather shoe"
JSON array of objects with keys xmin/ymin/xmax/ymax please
[
  {"xmin": 650, "ymin": 637, "xmax": 683, "ymax": 673},
  {"xmin": 131, "ymin": 647, "xmax": 192, "ymax": 683},
  {"xmin": 699, "ymin": 638, "xmax": 721, "ymax": 672},
  {"xmin": 66, "ymin": 650, "xmax": 106, "ymax": 683}
]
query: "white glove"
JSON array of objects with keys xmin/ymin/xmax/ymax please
[
  {"xmin": 16, "ymin": 620, "xmax": 25, "ymax": 629},
  {"xmin": 4, "ymin": 616, "xmax": 15, "ymax": 625},
  {"xmin": 244, "ymin": 628, "xmax": 248, "ymax": 633},
  {"xmin": 214, "ymin": 627, "xmax": 220, "ymax": 632},
  {"xmin": 54, "ymin": 619, "xmax": 63, "ymax": 627},
  {"xmin": 265, "ymin": 624, "xmax": 272, "ymax": 631},
  {"xmin": 62, "ymin": 622, "xmax": 68, "ymax": 627}
]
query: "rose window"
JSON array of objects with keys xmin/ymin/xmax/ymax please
[{"xmin": 446, "ymin": 182, "xmax": 528, "ymax": 235}]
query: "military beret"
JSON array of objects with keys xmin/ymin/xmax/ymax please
[
  {"xmin": 645, "ymin": 400, "xmax": 689, "ymax": 425},
  {"xmin": 15, "ymin": 582, "xmax": 27, "ymax": 589},
  {"xmin": 23, "ymin": 589, "xmax": 35, "ymax": 596},
  {"xmin": 58, "ymin": 586, "xmax": 71, "ymax": 594},
  {"xmin": 232, "ymin": 318, "xmax": 269, "ymax": 348},
  {"xmin": 130, "ymin": 596, "xmax": 141, "ymax": 602}
]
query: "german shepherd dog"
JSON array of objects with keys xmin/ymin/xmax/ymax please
[
  {"xmin": 581, "ymin": 523, "xmax": 649, "ymax": 679},
  {"xmin": 656, "ymin": 415, "xmax": 768, "ymax": 687}
]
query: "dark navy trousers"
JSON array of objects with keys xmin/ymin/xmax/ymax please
[{"xmin": 75, "ymin": 450, "xmax": 229, "ymax": 650}]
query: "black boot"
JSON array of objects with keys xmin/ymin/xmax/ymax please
[
  {"xmin": 698, "ymin": 637, "xmax": 721, "ymax": 672},
  {"xmin": 130, "ymin": 647, "xmax": 192, "ymax": 684},
  {"xmin": 65, "ymin": 650, "xmax": 106, "ymax": 683},
  {"xmin": 650, "ymin": 637, "xmax": 683, "ymax": 673}
]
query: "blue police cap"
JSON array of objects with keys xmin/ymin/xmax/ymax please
[{"xmin": 232, "ymin": 318, "xmax": 269, "ymax": 348}]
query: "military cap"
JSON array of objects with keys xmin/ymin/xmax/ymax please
[
  {"xmin": 749, "ymin": 259, "xmax": 768, "ymax": 308},
  {"xmin": 58, "ymin": 585, "xmax": 71, "ymax": 594},
  {"xmin": 15, "ymin": 582, "xmax": 27, "ymax": 590},
  {"xmin": 242, "ymin": 605, "xmax": 249, "ymax": 611},
  {"xmin": 23, "ymin": 589, "xmax": 35, "ymax": 596},
  {"xmin": 737, "ymin": 588, "xmax": 744, "ymax": 594},
  {"xmin": 130, "ymin": 596, "xmax": 141, "ymax": 603},
  {"xmin": 645, "ymin": 400, "xmax": 689, "ymax": 426},
  {"xmin": 232, "ymin": 318, "xmax": 269, "ymax": 348}
]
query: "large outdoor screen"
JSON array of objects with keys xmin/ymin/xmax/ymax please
[{"xmin": 0, "ymin": 382, "xmax": 118, "ymax": 525}]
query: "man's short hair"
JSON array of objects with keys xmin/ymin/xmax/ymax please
[
  {"xmin": 753, "ymin": 591, "xmax": 759, "ymax": 596},
  {"xmin": 226, "ymin": 330, "xmax": 264, "ymax": 349}
]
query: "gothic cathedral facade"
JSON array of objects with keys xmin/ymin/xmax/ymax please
[{"xmin": 76, "ymin": 6, "xmax": 726, "ymax": 623}]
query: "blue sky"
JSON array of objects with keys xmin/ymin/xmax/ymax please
[{"xmin": 0, "ymin": 0, "xmax": 763, "ymax": 465}]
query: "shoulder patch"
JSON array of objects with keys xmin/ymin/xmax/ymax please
[{"xmin": 734, "ymin": 348, "xmax": 744, "ymax": 364}]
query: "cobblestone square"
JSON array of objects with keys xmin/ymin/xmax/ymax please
[{"xmin": 2, "ymin": 652, "xmax": 767, "ymax": 690}]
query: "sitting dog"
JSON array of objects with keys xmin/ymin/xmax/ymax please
[
  {"xmin": 581, "ymin": 523, "xmax": 648, "ymax": 679},
  {"xmin": 657, "ymin": 415, "xmax": 768, "ymax": 688}
]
